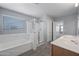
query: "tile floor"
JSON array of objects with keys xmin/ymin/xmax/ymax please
[{"xmin": 19, "ymin": 42, "xmax": 51, "ymax": 56}]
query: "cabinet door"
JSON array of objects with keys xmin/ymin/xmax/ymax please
[{"xmin": 52, "ymin": 45, "xmax": 64, "ymax": 56}]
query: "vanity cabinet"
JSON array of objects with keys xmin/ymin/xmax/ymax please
[
  {"xmin": 51, "ymin": 45, "xmax": 79, "ymax": 56},
  {"xmin": 51, "ymin": 35, "xmax": 79, "ymax": 56}
]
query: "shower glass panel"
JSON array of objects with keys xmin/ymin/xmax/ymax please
[{"xmin": 53, "ymin": 21, "xmax": 63, "ymax": 40}]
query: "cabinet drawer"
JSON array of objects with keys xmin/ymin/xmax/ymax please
[{"xmin": 63, "ymin": 49, "xmax": 79, "ymax": 56}]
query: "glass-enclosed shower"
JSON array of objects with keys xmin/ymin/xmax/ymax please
[{"xmin": 53, "ymin": 5, "xmax": 79, "ymax": 40}]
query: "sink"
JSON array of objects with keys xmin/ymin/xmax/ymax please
[{"xmin": 71, "ymin": 40, "xmax": 78, "ymax": 45}]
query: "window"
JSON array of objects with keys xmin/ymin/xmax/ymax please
[
  {"xmin": 56, "ymin": 22, "xmax": 63, "ymax": 33},
  {"xmin": 60, "ymin": 25, "xmax": 63, "ymax": 32},
  {"xmin": 56, "ymin": 24, "xmax": 60, "ymax": 32},
  {"xmin": 0, "ymin": 15, "xmax": 26, "ymax": 34}
]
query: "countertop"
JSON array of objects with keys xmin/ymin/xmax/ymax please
[{"xmin": 51, "ymin": 35, "xmax": 79, "ymax": 54}]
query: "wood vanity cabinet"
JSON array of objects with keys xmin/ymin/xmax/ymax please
[{"xmin": 51, "ymin": 45, "xmax": 79, "ymax": 56}]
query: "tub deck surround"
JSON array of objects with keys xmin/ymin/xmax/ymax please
[
  {"xmin": 0, "ymin": 39, "xmax": 32, "ymax": 52},
  {"xmin": 0, "ymin": 33, "xmax": 34, "ymax": 56},
  {"xmin": 51, "ymin": 35, "xmax": 79, "ymax": 55},
  {"xmin": 0, "ymin": 40, "xmax": 33, "ymax": 56}
]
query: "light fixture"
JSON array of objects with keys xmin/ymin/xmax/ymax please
[{"xmin": 75, "ymin": 3, "xmax": 78, "ymax": 7}]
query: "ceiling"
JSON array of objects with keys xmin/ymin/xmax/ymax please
[
  {"xmin": 0, "ymin": 3, "xmax": 77, "ymax": 18},
  {"xmin": 37, "ymin": 3, "xmax": 76, "ymax": 17},
  {"xmin": 0, "ymin": 3, "xmax": 45, "ymax": 17}
]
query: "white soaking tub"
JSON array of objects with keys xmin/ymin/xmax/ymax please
[{"xmin": 0, "ymin": 33, "xmax": 32, "ymax": 56}]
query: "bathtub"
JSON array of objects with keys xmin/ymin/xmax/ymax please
[{"xmin": 0, "ymin": 33, "xmax": 33, "ymax": 56}]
